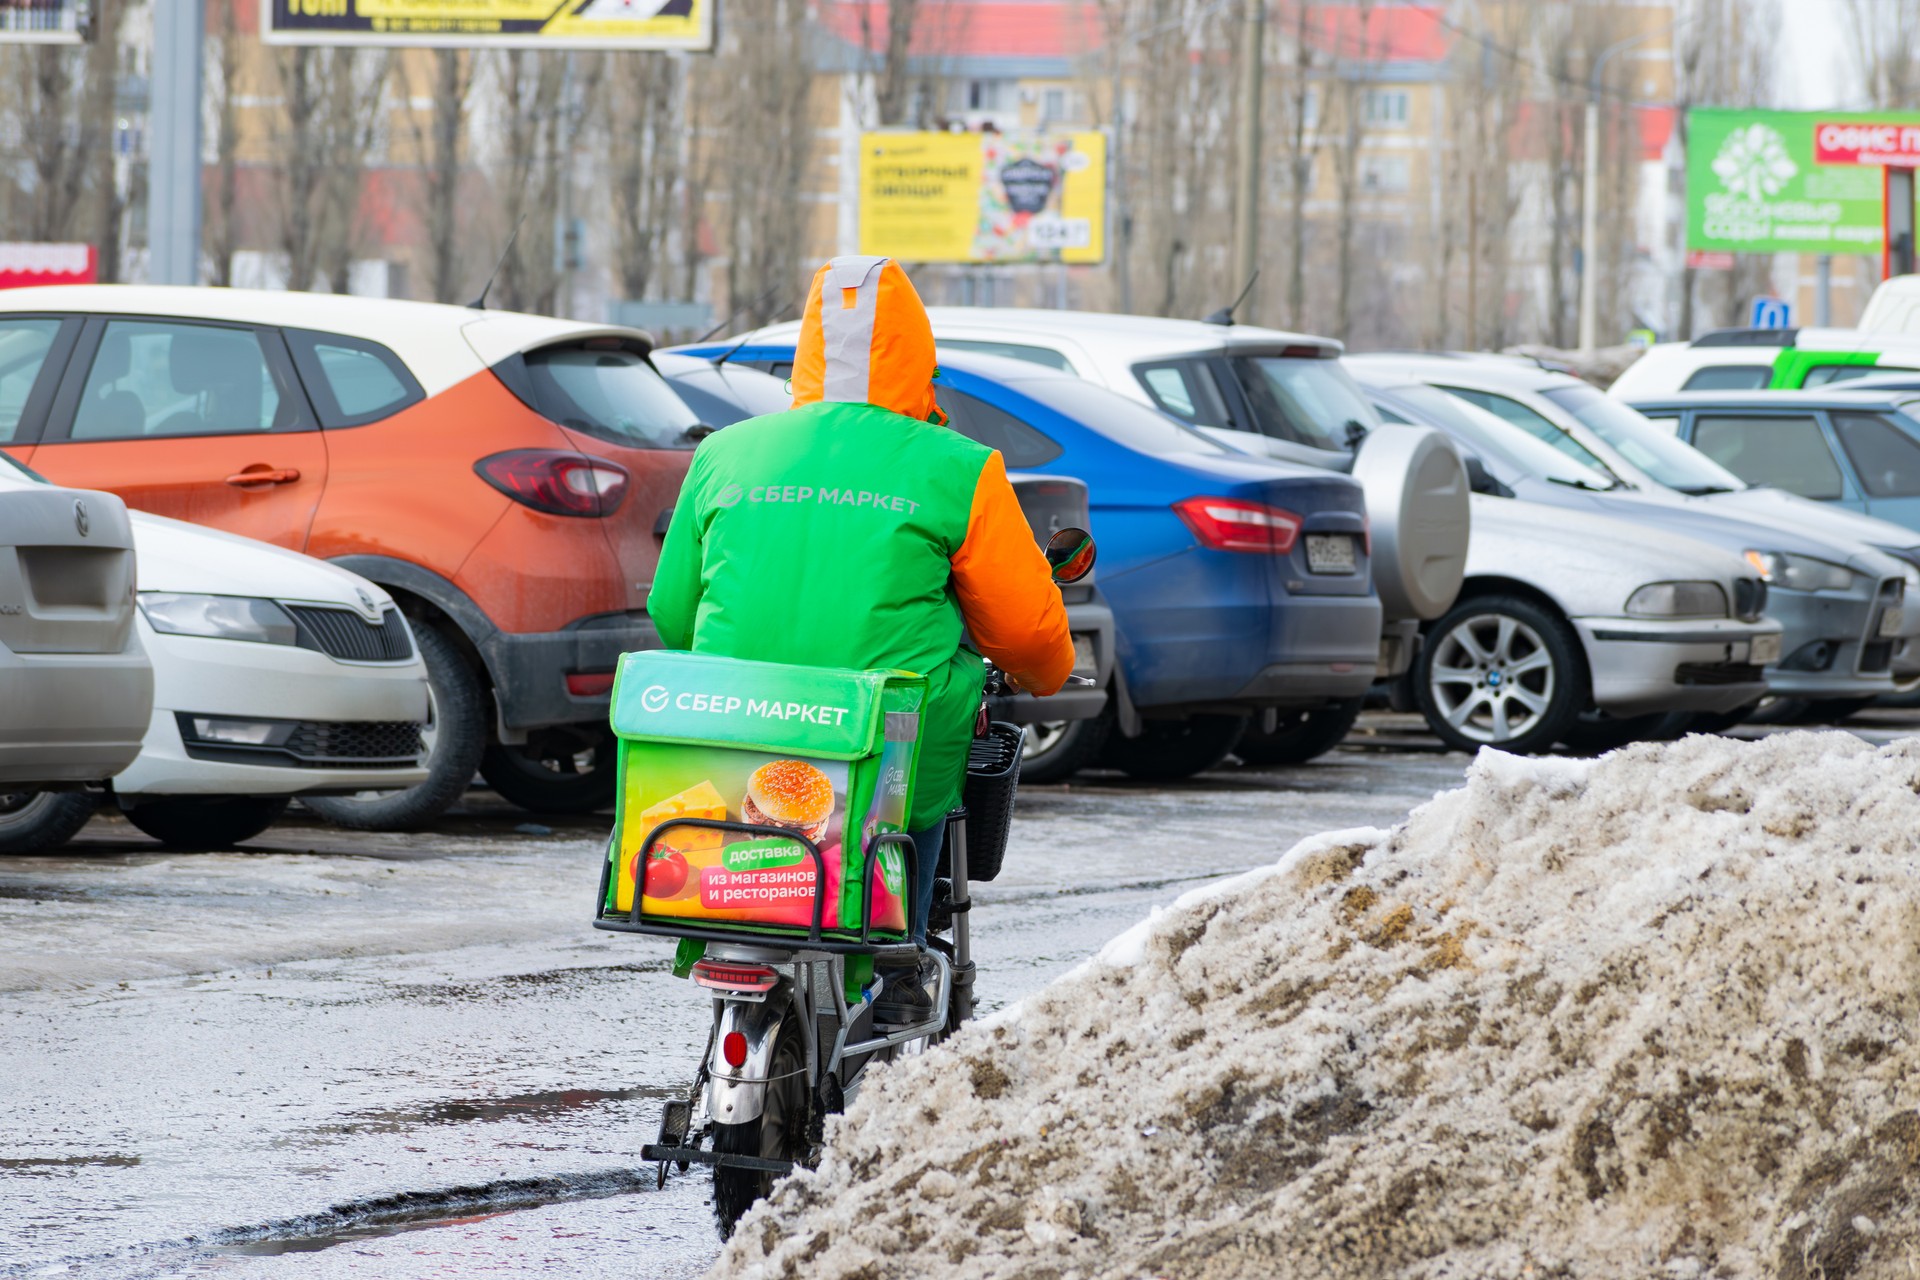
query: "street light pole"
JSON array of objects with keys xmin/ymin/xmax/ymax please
[
  {"xmin": 1578, "ymin": 29, "xmax": 1661, "ymax": 358},
  {"xmin": 150, "ymin": 0, "xmax": 204, "ymax": 285}
]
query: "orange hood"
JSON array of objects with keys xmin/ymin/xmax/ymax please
[{"xmin": 789, "ymin": 255, "xmax": 945, "ymax": 424}]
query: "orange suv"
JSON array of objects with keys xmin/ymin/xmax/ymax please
[{"xmin": 0, "ymin": 286, "xmax": 702, "ymax": 825}]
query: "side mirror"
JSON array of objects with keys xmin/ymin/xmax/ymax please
[
  {"xmin": 1462, "ymin": 453, "xmax": 1510, "ymax": 497},
  {"xmin": 1045, "ymin": 527, "xmax": 1096, "ymax": 583}
]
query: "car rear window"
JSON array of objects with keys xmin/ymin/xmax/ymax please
[
  {"xmin": 1003, "ymin": 375, "xmax": 1226, "ymax": 456},
  {"xmin": 509, "ymin": 342, "xmax": 703, "ymax": 449},
  {"xmin": 1681, "ymin": 364, "xmax": 1771, "ymax": 391},
  {"xmin": 1225, "ymin": 355, "xmax": 1379, "ymax": 450},
  {"xmin": 936, "ymin": 339, "xmax": 1073, "ymax": 371},
  {"xmin": 284, "ymin": 328, "xmax": 424, "ymax": 428},
  {"xmin": 1833, "ymin": 411, "xmax": 1920, "ymax": 497},
  {"xmin": 937, "ymin": 388, "xmax": 1064, "ymax": 467}
]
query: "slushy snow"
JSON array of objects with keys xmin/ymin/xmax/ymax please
[{"xmin": 711, "ymin": 732, "xmax": 1920, "ymax": 1280}]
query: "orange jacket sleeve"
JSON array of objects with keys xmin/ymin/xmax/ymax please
[{"xmin": 950, "ymin": 451, "xmax": 1076, "ymax": 695}]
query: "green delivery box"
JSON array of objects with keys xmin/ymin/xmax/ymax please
[{"xmin": 602, "ymin": 650, "xmax": 924, "ymax": 940}]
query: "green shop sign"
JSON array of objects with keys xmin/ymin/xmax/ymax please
[{"xmin": 1686, "ymin": 108, "xmax": 1920, "ymax": 255}]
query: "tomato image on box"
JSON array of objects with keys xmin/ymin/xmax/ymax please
[{"xmin": 602, "ymin": 650, "xmax": 924, "ymax": 941}]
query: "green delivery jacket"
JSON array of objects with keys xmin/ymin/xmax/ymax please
[{"xmin": 647, "ymin": 399, "xmax": 1070, "ymax": 828}]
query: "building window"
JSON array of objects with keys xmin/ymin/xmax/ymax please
[
  {"xmin": 1042, "ymin": 87, "xmax": 1077, "ymax": 124},
  {"xmin": 951, "ymin": 79, "xmax": 1015, "ymax": 113},
  {"xmin": 1364, "ymin": 88, "xmax": 1409, "ymax": 126},
  {"xmin": 1360, "ymin": 154, "xmax": 1411, "ymax": 192}
]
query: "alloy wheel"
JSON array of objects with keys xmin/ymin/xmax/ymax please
[{"xmin": 1427, "ymin": 612, "xmax": 1557, "ymax": 745}]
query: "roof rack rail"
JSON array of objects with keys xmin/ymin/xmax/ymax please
[{"xmin": 1692, "ymin": 327, "xmax": 1798, "ymax": 348}]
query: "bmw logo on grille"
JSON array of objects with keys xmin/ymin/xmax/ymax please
[{"xmin": 73, "ymin": 499, "xmax": 88, "ymax": 537}]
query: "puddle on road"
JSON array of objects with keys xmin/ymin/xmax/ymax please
[
  {"xmin": 0, "ymin": 1153, "xmax": 140, "ymax": 1173},
  {"xmin": 201, "ymin": 1167, "xmax": 662, "ymax": 1258},
  {"xmin": 380, "ymin": 959, "xmax": 666, "ymax": 1004},
  {"xmin": 342, "ymin": 1084, "xmax": 679, "ymax": 1130}
]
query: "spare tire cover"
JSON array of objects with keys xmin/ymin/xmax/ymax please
[{"xmin": 1350, "ymin": 423, "xmax": 1470, "ymax": 622}]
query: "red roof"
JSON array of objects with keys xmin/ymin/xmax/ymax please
[
  {"xmin": 817, "ymin": 2, "xmax": 1104, "ymax": 60},
  {"xmin": 1288, "ymin": 3, "xmax": 1449, "ymax": 63}
]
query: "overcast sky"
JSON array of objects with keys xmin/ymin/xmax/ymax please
[{"xmin": 1777, "ymin": 0, "xmax": 1850, "ymax": 109}]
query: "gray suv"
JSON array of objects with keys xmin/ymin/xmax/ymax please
[{"xmin": 0, "ymin": 477, "xmax": 153, "ymax": 851}]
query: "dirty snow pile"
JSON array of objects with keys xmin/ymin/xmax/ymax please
[{"xmin": 712, "ymin": 732, "xmax": 1920, "ymax": 1280}]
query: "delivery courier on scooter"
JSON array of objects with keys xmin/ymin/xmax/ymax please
[{"xmin": 644, "ymin": 253, "xmax": 1076, "ymax": 1019}]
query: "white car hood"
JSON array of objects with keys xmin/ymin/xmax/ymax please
[
  {"xmin": 1467, "ymin": 496, "xmax": 1753, "ymax": 617},
  {"xmin": 130, "ymin": 512, "xmax": 394, "ymax": 614}
]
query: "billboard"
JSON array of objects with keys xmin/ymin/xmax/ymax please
[
  {"xmin": 263, "ymin": 0, "xmax": 713, "ymax": 49},
  {"xmin": 1686, "ymin": 108, "xmax": 1920, "ymax": 255},
  {"xmin": 859, "ymin": 131, "xmax": 1107, "ymax": 265}
]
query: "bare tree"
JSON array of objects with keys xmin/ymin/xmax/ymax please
[
  {"xmin": 607, "ymin": 51, "xmax": 687, "ymax": 303},
  {"xmin": 489, "ymin": 50, "xmax": 569, "ymax": 312},
  {"xmin": 864, "ymin": 0, "xmax": 922, "ymax": 125},
  {"xmin": 1271, "ymin": 0, "xmax": 1330, "ymax": 330},
  {"xmin": 696, "ymin": 0, "xmax": 818, "ymax": 327},
  {"xmin": 320, "ymin": 52, "xmax": 391, "ymax": 293},
  {"xmin": 1843, "ymin": 0, "xmax": 1920, "ymax": 109},
  {"xmin": 205, "ymin": 0, "xmax": 245, "ymax": 287},
  {"xmin": 401, "ymin": 50, "xmax": 477, "ymax": 303},
  {"xmin": 1324, "ymin": 0, "xmax": 1382, "ymax": 341},
  {"xmin": 1673, "ymin": 0, "xmax": 1778, "ymax": 335}
]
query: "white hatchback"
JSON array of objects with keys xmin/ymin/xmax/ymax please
[{"xmin": 0, "ymin": 453, "xmax": 430, "ymax": 851}]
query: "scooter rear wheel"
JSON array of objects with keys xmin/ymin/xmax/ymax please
[{"xmin": 711, "ymin": 1023, "xmax": 809, "ymax": 1238}]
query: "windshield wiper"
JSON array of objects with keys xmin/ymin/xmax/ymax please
[
  {"xmin": 1545, "ymin": 475, "xmax": 1615, "ymax": 492},
  {"xmin": 1673, "ymin": 484, "xmax": 1736, "ymax": 495}
]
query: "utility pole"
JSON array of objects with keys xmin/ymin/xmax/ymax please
[
  {"xmin": 150, "ymin": 0, "xmax": 204, "ymax": 286},
  {"xmin": 1230, "ymin": 0, "xmax": 1265, "ymax": 315}
]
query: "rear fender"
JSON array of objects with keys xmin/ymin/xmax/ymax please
[{"xmin": 706, "ymin": 989, "xmax": 795, "ymax": 1127}]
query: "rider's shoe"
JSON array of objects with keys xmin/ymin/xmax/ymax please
[{"xmin": 872, "ymin": 955, "xmax": 937, "ymax": 1025}]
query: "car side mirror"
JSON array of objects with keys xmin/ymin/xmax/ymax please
[
  {"xmin": 1045, "ymin": 527, "xmax": 1096, "ymax": 582},
  {"xmin": 1462, "ymin": 453, "xmax": 1510, "ymax": 497}
]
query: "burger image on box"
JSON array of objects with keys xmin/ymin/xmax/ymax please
[
  {"xmin": 601, "ymin": 650, "xmax": 926, "ymax": 940},
  {"xmin": 742, "ymin": 759, "xmax": 835, "ymax": 842}
]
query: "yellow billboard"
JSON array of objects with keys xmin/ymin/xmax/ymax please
[
  {"xmin": 859, "ymin": 131, "xmax": 1107, "ymax": 265},
  {"xmin": 263, "ymin": 0, "xmax": 714, "ymax": 49}
]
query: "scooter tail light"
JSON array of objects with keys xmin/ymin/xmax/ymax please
[
  {"xmin": 722, "ymin": 1031, "xmax": 748, "ymax": 1068},
  {"xmin": 473, "ymin": 449, "xmax": 630, "ymax": 517},
  {"xmin": 1172, "ymin": 496, "xmax": 1303, "ymax": 554},
  {"xmin": 692, "ymin": 959, "xmax": 780, "ymax": 994}
]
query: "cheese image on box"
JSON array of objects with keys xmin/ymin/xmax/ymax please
[
  {"xmin": 601, "ymin": 651, "xmax": 925, "ymax": 941},
  {"xmin": 614, "ymin": 779, "xmax": 727, "ymax": 912}
]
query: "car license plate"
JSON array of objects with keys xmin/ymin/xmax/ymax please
[
  {"xmin": 1305, "ymin": 534, "xmax": 1356, "ymax": 575},
  {"xmin": 1750, "ymin": 633, "xmax": 1782, "ymax": 665},
  {"xmin": 1071, "ymin": 633, "xmax": 1096, "ymax": 674},
  {"xmin": 1880, "ymin": 607, "xmax": 1904, "ymax": 637}
]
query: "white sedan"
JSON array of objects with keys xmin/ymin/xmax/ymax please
[{"xmin": 0, "ymin": 456, "xmax": 429, "ymax": 852}]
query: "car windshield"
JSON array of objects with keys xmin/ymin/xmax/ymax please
[
  {"xmin": 1540, "ymin": 383, "xmax": 1747, "ymax": 494},
  {"xmin": 521, "ymin": 344, "xmax": 704, "ymax": 448},
  {"xmin": 1001, "ymin": 375, "xmax": 1227, "ymax": 456},
  {"xmin": 1225, "ymin": 355, "xmax": 1380, "ymax": 450},
  {"xmin": 1380, "ymin": 383, "xmax": 1617, "ymax": 489}
]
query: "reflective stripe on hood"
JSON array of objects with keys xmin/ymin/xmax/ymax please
[{"xmin": 790, "ymin": 254, "xmax": 946, "ymax": 425}]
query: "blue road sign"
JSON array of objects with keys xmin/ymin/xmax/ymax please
[{"xmin": 1751, "ymin": 296, "xmax": 1793, "ymax": 329}]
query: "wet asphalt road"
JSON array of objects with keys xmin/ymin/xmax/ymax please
[{"xmin": 2, "ymin": 712, "xmax": 1913, "ymax": 1279}]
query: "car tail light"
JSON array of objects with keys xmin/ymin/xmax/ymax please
[
  {"xmin": 565, "ymin": 671, "xmax": 615, "ymax": 696},
  {"xmin": 474, "ymin": 450, "xmax": 630, "ymax": 517},
  {"xmin": 693, "ymin": 959, "xmax": 779, "ymax": 994},
  {"xmin": 1173, "ymin": 496, "xmax": 1303, "ymax": 554}
]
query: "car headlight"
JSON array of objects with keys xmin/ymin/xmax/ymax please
[
  {"xmin": 1625, "ymin": 581, "xmax": 1729, "ymax": 618},
  {"xmin": 139, "ymin": 593, "xmax": 299, "ymax": 645},
  {"xmin": 1743, "ymin": 550, "xmax": 1856, "ymax": 593}
]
